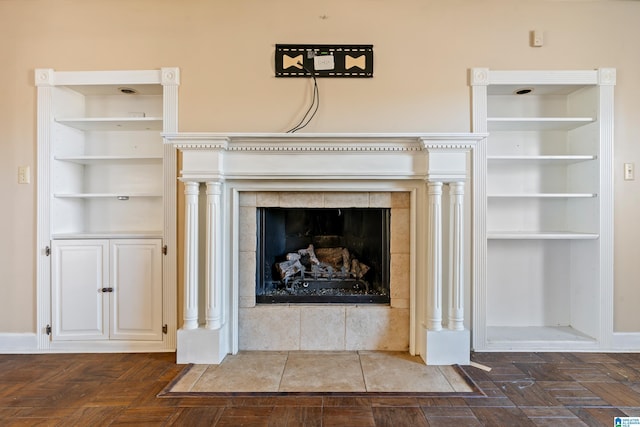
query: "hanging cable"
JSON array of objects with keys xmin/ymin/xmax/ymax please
[{"xmin": 286, "ymin": 62, "xmax": 320, "ymax": 133}]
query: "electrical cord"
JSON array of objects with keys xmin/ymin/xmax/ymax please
[{"xmin": 286, "ymin": 62, "xmax": 320, "ymax": 133}]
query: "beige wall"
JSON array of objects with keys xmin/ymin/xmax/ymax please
[{"xmin": 1, "ymin": 0, "xmax": 639, "ymax": 333}]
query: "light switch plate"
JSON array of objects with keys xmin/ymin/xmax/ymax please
[{"xmin": 18, "ymin": 165, "xmax": 30, "ymax": 184}]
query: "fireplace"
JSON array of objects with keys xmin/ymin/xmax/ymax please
[
  {"xmin": 256, "ymin": 207, "xmax": 390, "ymax": 304},
  {"xmin": 165, "ymin": 132, "xmax": 480, "ymax": 365}
]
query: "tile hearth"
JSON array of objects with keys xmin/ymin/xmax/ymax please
[{"xmin": 167, "ymin": 351, "xmax": 475, "ymax": 394}]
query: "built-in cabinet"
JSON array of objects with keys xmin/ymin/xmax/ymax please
[
  {"xmin": 51, "ymin": 239, "xmax": 162, "ymax": 341},
  {"xmin": 36, "ymin": 68, "xmax": 179, "ymax": 352},
  {"xmin": 471, "ymin": 68, "xmax": 615, "ymax": 351}
]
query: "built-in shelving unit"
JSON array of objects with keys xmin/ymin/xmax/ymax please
[
  {"xmin": 471, "ymin": 68, "xmax": 615, "ymax": 351},
  {"xmin": 36, "ymin": 68, "xmax": 179, "ymax": 352}
]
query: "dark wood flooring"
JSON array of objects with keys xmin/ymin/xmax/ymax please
[{"xmin": 1, "ymin": 351, "xmax": 640, "ymax": 426}]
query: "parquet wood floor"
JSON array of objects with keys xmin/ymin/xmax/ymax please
[{"xmin": 1, "ymin": 351, "xmax": 640, "ymax": 426}]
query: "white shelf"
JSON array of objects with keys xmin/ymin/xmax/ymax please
[
  {"xmin": 487, "ymin": 326, "xmax": 597, "ymax": 348},
  {"xmin": 488, "ymin": 155, "xmax": 596, "ymax": 164},
  {"xmin": 55, "ymin": 117, "xmax": 163, "ymax": 131},
  {"xmin": 53, "ymin": 193, "xmax": 162, "ymax": 198},
  {"xmin": 488, "ymin": 117, "xmax": 594, "ymax": 131},
  {"xmin": 488, "ymin": 193, "xmax": 596, "ymax": 198},
  {"xmin": 488, "ymin": 231, "xmax": 599, "ymax": 240},
  {"xmin": 54, "ymin": 155, "xmax": 163, "ymax": 165}
]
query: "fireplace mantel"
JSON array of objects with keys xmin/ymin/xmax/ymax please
[
  {"xmin": 164, "ymin": 132, "xmax": 483, "ymax": 181},
  {"xmin": 163, "ymin": 132, "xmax": 486, "ymax": 365}
]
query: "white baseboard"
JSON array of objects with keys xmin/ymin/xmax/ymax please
[
  {"xmin": 0, "ymin": 333, "xmax": 39, "ymax": 353},
  {"xmin": 612, "ymin": 332, "xmax": 640, "ymax": 351},
  {"xmin": 0, "ymin": 333, "xmax": 175, "ymax": 353}
]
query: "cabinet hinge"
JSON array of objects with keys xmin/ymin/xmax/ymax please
[
  {"xmin": 162, "ymin": 324, "xmax": 168, "ymax": 334},
  {"xmin": 162, "ymin": 245, "xmax": 168, "ymax": 255},
  {"xmin": 45, "ymin": 324, "xmax": 52, "ymax": 335},
  {"xmin": 45, "ymin": 246, "xmax": 51, "ymax": 256}
]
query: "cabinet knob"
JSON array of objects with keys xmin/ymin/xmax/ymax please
[{"xmin": 100, "ymin": 287, "xmax": 114, "ymax": 293}]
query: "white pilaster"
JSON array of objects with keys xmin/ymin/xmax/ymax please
[
  {"xmin": 205, "ymin": 181, "xmax": 224, "ymax": 330},
  {"xmin": 427, "ymin": 182, "xmax": 443, "ymax": 331},
  {"xmin": 183, "ymin": 181, "xmax": 200, "ymax": 330},
  {"xmin": 448, "ymin": 182, "xmax": 465, "ymax": 331}
]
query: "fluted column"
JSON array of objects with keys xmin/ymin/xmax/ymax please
[
  {"xmin": 205, "ymin": 181, "xmax": 223, "ymax": 329},
  {"xmin": 183, "ymin": 181, "xmax": 200, "ymax": 330},
  {"xmin": 427, "ymin": 182, "xmax": 443, "ymax": 331},
  {"xmin": 448, "ymin": 182, "xmax": 465, "ymax": 331}
]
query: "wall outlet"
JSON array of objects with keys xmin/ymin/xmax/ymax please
[
  {"xmin": 18, "ymin": 165, "xmax": 30, "ymax": 184},
  {"xmin": 314, "ymin": 54, "xmax": 335, "ymax": 71},
  {"xmin": 624, "ymin": 162, "xmax": 635, "ymax": 181},
  {"xmin": 531, "ymin": 30, "xmax": 544, "ymax": 47}
]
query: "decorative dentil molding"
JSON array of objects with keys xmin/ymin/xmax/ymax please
[{"xmin": 165, "ymin": 133, "xmax": 483, "ymax": 153}]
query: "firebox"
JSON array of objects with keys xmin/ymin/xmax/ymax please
[{"xmin": 256, "ymin": 207, "xmax": 390, "ymax": 304}]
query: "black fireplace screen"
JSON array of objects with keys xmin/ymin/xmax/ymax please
[{"xmin": 256, "ymin": 207, "xmax": 390, "ymax": 304}]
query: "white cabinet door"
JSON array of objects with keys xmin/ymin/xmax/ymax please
[
  {"xmin": 51, "ymin": 240, "xmax": 109, "ymax": 341},
  {"xmin": 109, "ymin": 239, "xmax": 163, "ymax": 341}
]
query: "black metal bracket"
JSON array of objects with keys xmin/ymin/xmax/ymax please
[{"xmin": 275, "ymin": 44, "xmax": 373, "ymax": 78}]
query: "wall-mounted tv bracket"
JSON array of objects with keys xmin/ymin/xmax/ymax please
[{"xmin": 275, "ymin": 44, "xmax": 373, "ymax": 78}]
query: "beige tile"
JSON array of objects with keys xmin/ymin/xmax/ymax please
[
  {"xmin": 438, "ymin": 365, "xmax": 474, "ymax": 392},
  {"xmin": 369, "ymin": 192, "xmax": 392, "ymax": 208},
  {"xmin": 279, "ymin": 192, "xmax": 324, "ymax": 208},
  {"xmin": 300, "ymin": 306, "xmax": 346, "ymax": 351},
  {"xmin": 238, "ymin": 206, "xmax": 256, "ymax": 252},
  {"xmin": 359, "ymin": 351, "xmax": 455, "ymax": 392},
  {"xmin": 239, "ymin": 306, "xmax": 301, "ymax": 351},
  {"xmin": 168, "ymin": 351, "xmax": 475, "ymax": 394},
  {"xmin": 391, "ymin": 192, "xmax": 411, "ymax": 208},
  {"xmin": 390, "ymin": 253, "xmax": 410, "ymax": 299},
  {"xmin": 345, "ymin": 307, "xmax": 409, "ymax": 351},
  {"xmin": 169, "ymin": 364, "xmax": 208, "ymax": 392},
  {"xmin": 238, "ymin": 250, "xmax": 256, "ymax": 293},
  {"xmin": 239, "ymin": 191, "xmax": 257, "ymax": 207},
  {"xmin": 390, "ymin": 208, "xmax": 410, "ymax": 254},
  {"xmin": 238, "ymin": 250, "xmax": 256, "ymax": 299},
  {"xmin": 239, "ymin": 296, "xmax": 256, "ymax": 308},
  {"xmin": 280, "ymin": 351, "xmax": 366, "ymax": 392},
  {"xmin": 390, "ymin": 298, "xmax": 409, "ymax": 309},
  {"xmin": 256, "ymin": 191, "xmax": 280, "ymax": 207},
  {"xmin": 191, "ymin": 352, "xmax": 288, "ymax": 392},
  {"xmin": 324, "ymin": 192, "xmax": 369, "ymax": 208}
]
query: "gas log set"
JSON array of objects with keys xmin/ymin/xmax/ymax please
[{"xmin": 276, "ymin": 244, "xmax": 370, "ymax": 292}]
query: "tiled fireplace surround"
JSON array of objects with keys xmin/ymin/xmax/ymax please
[
  {"xmin": 238, "ymin": 191, "xmax": 410, "ymax": 352},
  {"xmin": 164, "ymin": 133, "xmax": 484, "ymax": 366}
]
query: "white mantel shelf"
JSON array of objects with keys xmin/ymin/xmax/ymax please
[
  {"xmin": 163, "ymin": 132, "xmax": 484, "ymax": 141},
  {"xmin": 164, "ymin": 132, "xmax": 486, "ymax": 182},
  {"xmin": 164, "ymin": 132, "xmax": 486, "ymax": 365}
]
